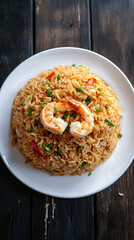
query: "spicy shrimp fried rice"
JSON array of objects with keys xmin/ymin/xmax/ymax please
[{"xmin": 11, "ymin": 65, "xmax": 121, "ymax": 175}]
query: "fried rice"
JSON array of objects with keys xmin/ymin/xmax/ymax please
[{"xmin": 11, "ymin": 65, "xmax": 121, "ymax": 175}]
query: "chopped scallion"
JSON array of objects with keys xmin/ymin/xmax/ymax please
[
  {"xmin": 88, "ymin": 172, "xmax": 92, "ymax": 176},
  {"xmin": 118, "ymin": 133, "xmax": 122, "ymax": 138},
  {"xmin": 57, "ymin": 75, "xmax": 60, "ymax": 80},
  {"xmin": 96, "ymin": 109, "xmax": 102, "ymax": 113},
  {"xmin": 105, "ymin": 105, "xmax": 108, "ymax": 109},
  {"xmin": 42, "ymin": 143, "xmax": 50, "ymax": 151},
  {"xmin": 47, "ymin": 143, "xmax": 53, "ymax": 149},
  {"xmin": 97, "ymin": 88, "xmax": 101, "ymax": 92},
  {"xmin": 47, "ymin": 88, "xmax": 52, "ymax": 97},
  {"xmin": 27, "ymin": 108, "xmax": 34, "ymax": 116},
  {"xmin": 78, "ymin": 146, "xmax": 84, "ymax": 151},
  {"xmin": 34, "ymin": 120, "xmax": 40, "ymax": 126},
  {"xmin": 76, "ymin": 87, "xmax": 84, "ymax": 93},
  {"xmin": 54, "ymin": 107, "xmax": 58, "ymax": 112},
  {"xmin": 65, "ymin": 125, "xmax": 70, "ymax": 132},
  {"xmin": 63, "ymin": 111, "xmax": 68, "ymax": 119},
  {"xmin": 28, "ymin": 96, "xmax": 31, "ymax": 100},
  {"xmin": 85, "ymin": 96, "xmax": 92, "ymax": 105},
  {"xmin": 105, "ymin": 119, "xmax": 114, "ymax": 127},
  {"xmin": 71, "ymin": 113, "xmax": 77, "ymax": 118},
  {"xmin": 42, "ymin": 143, "xmax": 46, "ymax": 149},
  {"xmin": 79, "ymin": 65, "xmax": 83, "ymax": 67},
  {"xmin": 78, "ymin": 162, "xmax": 87, "ymax": 168},
  {"xmin": 41, "ymin": 104, "xmax": 44, "ymax": 108},
  {"xmin": 28, "ymin": 129, "xmax": 33, "ymax": 133},
  {"xmin": 72, "ymin": 64, "xmax": 76, "ymax": 67},
  {"xmin": 46, "ymin": 80, "xmax": 49, "ymax": 84},
  {"xmin": 54, "ymin": 149, "xmax": 62, "ymax": 156},
  {"xmin": 55, "ymin": 82, "xmax": 59, "ymax": 87}
]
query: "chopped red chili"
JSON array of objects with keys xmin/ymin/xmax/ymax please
[
  {"xmin": 47, "ymin": 71, "xmax": 55, "ymax": 79},
  {"xmin": 31, "ymin": 140, "xmax": 46, "ymax": 158},
  {"xmin": 87, "ymin": 78, "xmax": 97, "ymax": 87}
]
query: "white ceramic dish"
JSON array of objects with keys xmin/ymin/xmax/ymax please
[{"xmin": 0, "ymin": 47, "xmax": 134, "ymax": 198}]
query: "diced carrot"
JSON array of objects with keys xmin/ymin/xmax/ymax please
[{"xmin": 87, "ymin": 78, "xmax": 97, "ymax": 87}]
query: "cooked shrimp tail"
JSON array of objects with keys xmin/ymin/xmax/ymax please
[
  {"xmin": 40, "ymin": 102, "xmax": 72, "ymax": 134},
  {"xmin": 66, "ymin": 96, "xmax": 94, "ymax": 138}
]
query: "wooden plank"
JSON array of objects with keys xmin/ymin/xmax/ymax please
[
  {"xmin": 47, "ymin": 196, "xmax": 95, "ymax": 240},
  {"xmin": 0, "ymin": 0, "xmax": 33, "ymax": 239},
  {"xmin": 91, "ymin": 0, "xmax": 134, "ymax": 239},
  {"xmin": 32, "ymin": 0, "xmax": 95, "ymax": 239},
  {"xmin": 35, "ymin": 0, "xmax": 91, "ymax": 51}
]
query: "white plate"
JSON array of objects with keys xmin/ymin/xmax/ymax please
[{"xmin": 0, "ymin": 47, "xmax": 134, "ymax": 198}]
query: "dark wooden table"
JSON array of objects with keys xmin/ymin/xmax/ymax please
[{"xmin": 0, "ymin": 0, "xmax": 134, "ymax": 239}]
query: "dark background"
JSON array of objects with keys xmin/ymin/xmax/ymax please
[{"xmin": 0, "ymin": 0, "xmax": 134, "ymax": 239}]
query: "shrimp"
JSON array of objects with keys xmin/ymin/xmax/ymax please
[
  {"xmin": 41, "ymin": 97, "xmax": 94, "ymax": 137},
  {"xmin": 40, "ymin": 102, "xmax": 73, "ymax": 134},
  {"xmin": 66, "ymin": 96, "xmax": 94, "ymax": 138}
]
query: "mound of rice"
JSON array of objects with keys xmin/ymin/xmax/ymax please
[{"xmin": 11, "ymin": 65, "xmax": 121, "ymax": 175}]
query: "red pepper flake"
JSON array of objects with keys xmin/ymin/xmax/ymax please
[
  {"xmin": 87, "ymin": 78, "xmax": 97, "ymax": 87},
  {"xmin": 47, "ymin": 71, "xmax": 55, "ymax": 79},
  {"xmin": 31, "ymin": 140, "xmax": 46, "ymax": 158}
]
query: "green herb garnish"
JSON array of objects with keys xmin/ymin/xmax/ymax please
[
  {"xmin": 65, "ymin": 125, "xmax": 70, "ymax": 132},
  {"xmin": 78, "ymin": 162, "xmax": 87, "ymax": 168},
  {"xmin": 79, "ymin": 65, "xmax": 83, "ymax": 67},
  {"xmin": 46, "ymin": 80, "xmax": 50, "ymax": 84},
  {"xmin": 76, "ymin": 87, "xmax": 84, "ymax": 93},
  {"xmin": 55, "ymin": 82, "xmax": 59, "ymax": 87},
  {"xmin": 96, "ymin": 109, "xmax": 102, "ymax": 113},
  {"xmin": 85, "ymin": 96, "xmax": 92, "ymax": 105},
  {"xmin": 57, "ymin": 75, "xmax": 60, "ymax": 80},
  {"xmin": 42, "ymin": 143, "xmax": 46, "ymax": 149},
  {"xmin": 108, "ymin": 122, "xmax": 114, "ymax": 127},
  {"xmin": 118, "ymin": 133, "xmax": 122, "ymax": 138},
  {"xmin": 99, "ymin": 94, "xmax": 101, "ymax": 96},
  {"xmin": 54, "ymin": 107, "xmax": 58, "ymax": 112},
  {"xmin": 78, "ymin": 146, "xmax": 84, "ymax": 151},
  {"xmin": 63, "ymin": 111, "xmax": 68, "ymax": 119},
  {"xmin": 71, "ymin": 113, "xmax": 77, "ymax": 118},
  {"xmin": 47, "ymin": 88, "xmax": 52, "ymax": 97},
  {"xmin": 105, "ymin": 119, "xmax": 109, "ymax": 123},
  {"xmin": 97, "ymin": 88, "xmax": 101, "ymax": 92},
  {"xmin": 27, "ymin": 129, "xmax": 33, "ymax": 133},
  {"xmin": 27, "ymin": 108, "xmax": 34, "ymax": 116},
  {"xmin": 105, "ymin": 119, "xmax": 114, "ymax": 127},
  {"xmin": 54, "ymin": 149, "xmax": 62, "ymax": 156},
  {"xmin": 42, "ymin": 143, "xmax": 50, "ymax": 151},
  {"xmin": 105, "ymin": 105, "xmax": 108, "ymax": 109},
  {"xmin": 45, "ymin": 146, "xmax": 50, "ymax": 151},
  {"xmin": 41, "ymin": 104, "xmax": 44, "ymax": 108},
  {"xmin": 88, "ymin": 172, "xmax": 92, "ymax": 176},
  {"xmin": 87, "ymin": 143, "xmax": 90, "ymax": 146},
  {"xmin": 34, "ymin": 120, "xmax": 40, "ymax": 126},
  {"xmin": 47, "ymin": 143, "xmax": 53, "ymax": 149},
  {"xmin": 72, "ymin": 64, "xmax": 76, "ymax": 67},
  {"xmin": 28, "ymin": 96, "xmax": 31, "ymax": 100}
]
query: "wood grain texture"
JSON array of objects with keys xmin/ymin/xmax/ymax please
[
  {"xmin": 0, "ymin": 0, "xmax": 33, "ymax": 239},
  {"xmin": 32, "ymin": 1, "xmax": 95, "ymax": 239},
  {"xmin": 35, "ymin": 0, "xmax": 91, "ymax": 51},
  {"xmin": 91, "ymin": 0, "xmax": 134, "ymax": 239}
]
